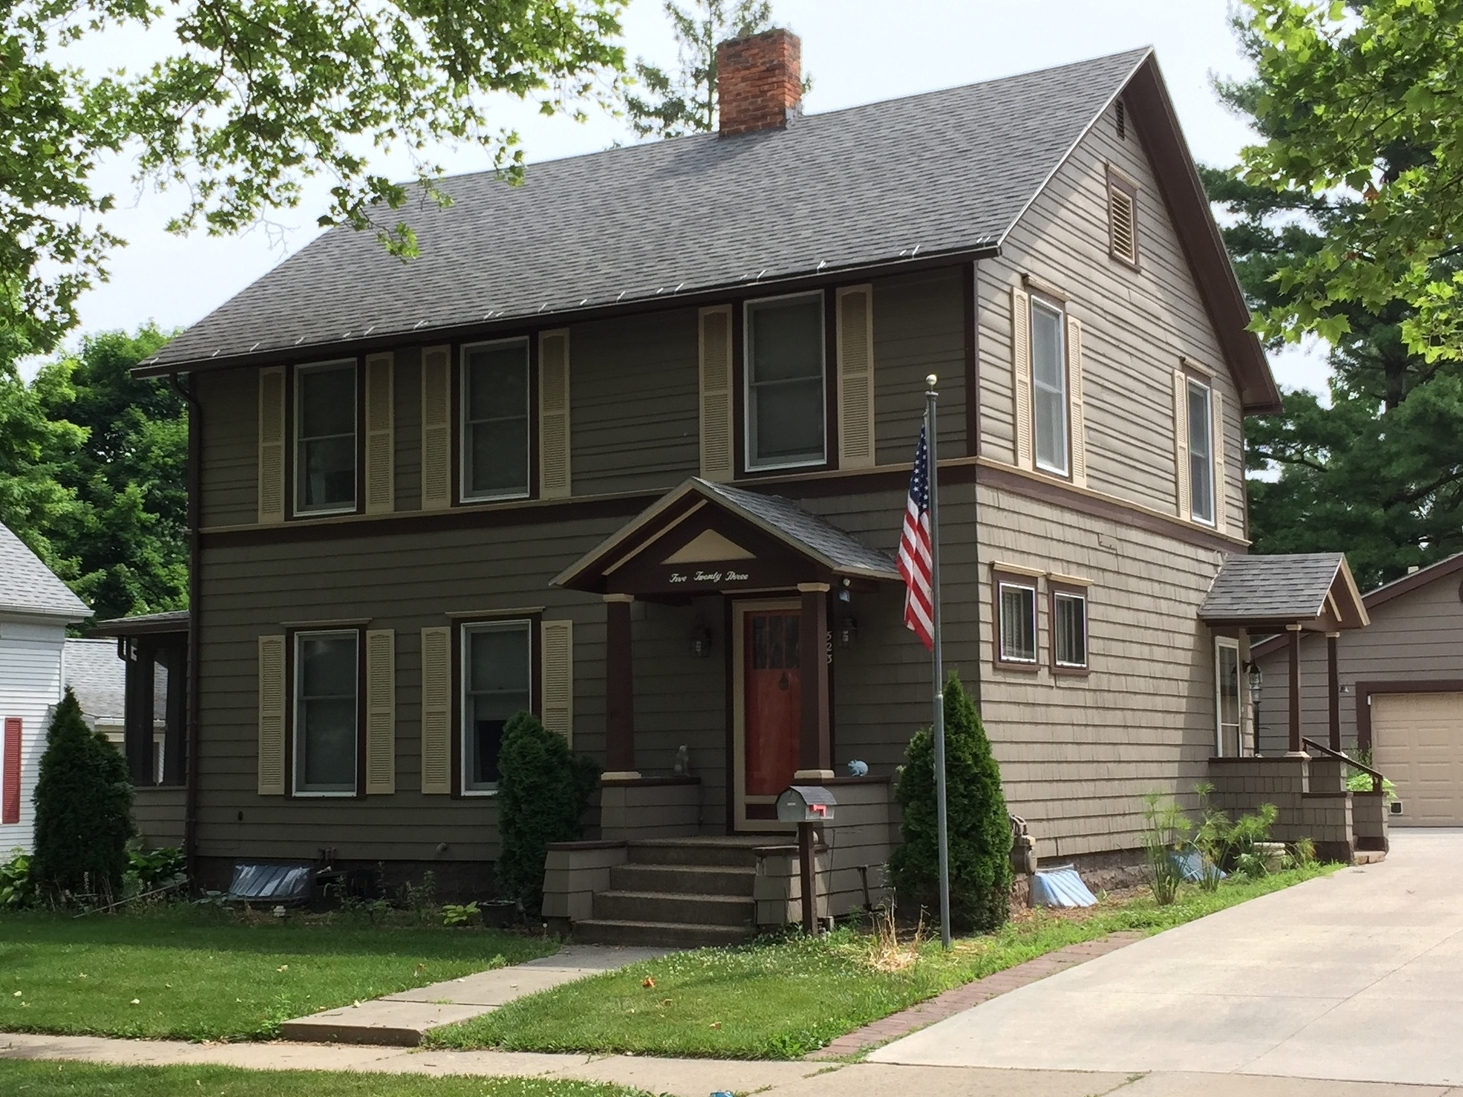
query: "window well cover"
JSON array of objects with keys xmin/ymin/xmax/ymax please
[{"xmin": 228, "ymin": 862, "xmax": 315, "ymax": 903}]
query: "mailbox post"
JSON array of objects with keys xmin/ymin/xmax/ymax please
[{"xmin": 776, "ymin": 786, "xmax": 836, "ymax": 935}]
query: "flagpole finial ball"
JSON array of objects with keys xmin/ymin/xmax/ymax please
[{"xmin": 926, "ymin": 373, "xmax": 938, "ymax": 388}]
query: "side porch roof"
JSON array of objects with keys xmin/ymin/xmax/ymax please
[{"xmin": 1199, "ymin": 553, "xmax": 1369, "ymax": 633}]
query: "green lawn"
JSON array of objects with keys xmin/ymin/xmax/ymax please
[
  {"xmin": 428, "ymin": 865, "xmax": 1336, "ymax": 1059},
  {"xmin": 0, "ymin": 1061, "xmax": 647, "ymax": 1097},
  {"xmin": 0, "ymin": 906, "xmax": 556, "ymax": 1041}
]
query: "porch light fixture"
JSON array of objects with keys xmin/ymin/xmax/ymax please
[
  {"xmin": 1246, "ymin": 662, "xmax": 1264, "ymax": 757},
  {"xmin": 690, "ymin": 625, "xmax": 712, "ymax": 659},
  {"xmin": 838, "ymin": 615, "xmax": 859, "ymax": 647}
]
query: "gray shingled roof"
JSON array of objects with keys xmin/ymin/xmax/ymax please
[
  {"xmin": 64, "ymin": 638, "xmax": 127, "ymax": 723},
  {"xmin": 698, "ymin": 480, "xmax": 899, "ymax": 580},
  {"xmin": 0, "ymin": 522, "xmax": 90, "ymax": 621},
  {"xmin": 1199, "ymin": 553, "xmax": 1346, "ymax": 622},
  {"xmin": 146, "ymin": 48, "xmax": 1149, "ymax": 371}
]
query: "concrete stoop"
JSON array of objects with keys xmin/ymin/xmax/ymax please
[{"xmin": 573, "ymin": 838, "xmax": 760, "ymax": 947}]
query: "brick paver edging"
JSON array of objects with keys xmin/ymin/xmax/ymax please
[{"xmin": 807, "ymin": 930, "xmax": 1144, "ymax": 1060}]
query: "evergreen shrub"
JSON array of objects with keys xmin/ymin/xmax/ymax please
[
  {"xmin": 495, "ymin": 710, "xmax": 599, "ymax": 916},
  {"xmin": 31, "ymin": 688, "xmax": 135, "ymax": 901},
  {"xmin": 890, "ymin": 673, "xmax": 1013, "ymax": 933}
]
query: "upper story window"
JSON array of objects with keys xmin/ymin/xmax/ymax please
[
  {"xmin": 294, "ymin": 630, "xmax": 359, "ymax": 796},
  {"xmin": 1187, "ymin": 377, "xmax": 1215, "ymax": 525},
  {"xmin": 461, "ymin": 620, "xmax": 532, "ymax": 793},
  {"xmin": 744, "ymin": 292, "xmax": 826, "ymax": 470},
  {"xmin": 295, "ymin": 361, "xmax": 357, "ymax": 515},
  {"xmin": 1030, "ymin": 297, "xmax": 1069, "ymax": 476},
  {"xmin": 461, "ymin": 338, "xmax": 530, "ymax": 502}
]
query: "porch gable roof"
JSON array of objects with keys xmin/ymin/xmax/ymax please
[
  {"xmin": 552, "ymin": 478, "xmax": 900, "ymax": 595},
  {"xmin": 1198, "ymin": 552, "xmax": 1369, "ymax": 632}
]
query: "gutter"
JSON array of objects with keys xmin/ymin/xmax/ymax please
[{"xmin": 169, "ymin": 372, "xmax": 203, "ymax": 884}]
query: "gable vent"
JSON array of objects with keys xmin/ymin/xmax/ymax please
[
  {"xmin": 1116, "ymin": 99, "xmax": 1126, "ymax": 140},
  {"xmin": 1109, "ymin": 184, "xmax": 1137, "ymax": 265}
]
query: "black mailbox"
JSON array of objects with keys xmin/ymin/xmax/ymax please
[{"xmin": 776, "ymin": 785, "xmax": 837, "ymax": 823}]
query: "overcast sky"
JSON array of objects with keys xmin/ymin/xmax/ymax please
[{"xmin": 33, "ymin": 0, "xmax": 1329, "ymax": 392}]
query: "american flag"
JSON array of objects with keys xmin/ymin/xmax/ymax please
[{"xmin": 898, "ymin": 424, "xmax": 934, "ymax": 650}]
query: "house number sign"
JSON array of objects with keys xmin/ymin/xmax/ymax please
[{"xmin": 667, "ymin": 569, "xmax": 751, "ymax": 584}]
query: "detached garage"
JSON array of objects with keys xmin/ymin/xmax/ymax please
[{"xmin": 1254, "ymin": 552, "xmax": 1463, "ymax": 827}]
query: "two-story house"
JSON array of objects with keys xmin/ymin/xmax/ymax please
[{"xmin": 137, "ymin": 33, "xmax": 1372, "ymax": 942}]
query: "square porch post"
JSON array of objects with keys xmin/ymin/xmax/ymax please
[
  {"xmin": 1287, "ymin": 624, "xmax": 1303, "ymax": 755},
  {"xmin": 794, "ymin": 582, "xmax": 834, "ymax": 781},
  {"xmin": 603, "ymin": 594, "xmax": 640, "ymax": 779},
  {"xmin": 1327, "ymin": 632, "xmax": 1341, "ymax": 752}
]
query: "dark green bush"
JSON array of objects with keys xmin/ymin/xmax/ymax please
[
  {"xmin": 31, "ymin": 688, "xmax": 135, "ymax": 901},
  {"xmin": 890, "ymin": 673, "xmax": 1013, "ymax": 934},
  {"xmin": 495, "ymin": 710, "xmax": 599, "ymax": 916},
  {"xmin": 125, "ymin": 845, "xmax": 188, "ymax": 894}
]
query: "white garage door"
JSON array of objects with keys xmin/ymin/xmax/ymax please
[{"xmin": 1372, "ymin": 691, "xmax": 1463, "ymax": 826}]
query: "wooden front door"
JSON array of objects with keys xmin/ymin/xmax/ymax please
[{"xmin": 733, "ymin": 600, "xmax": 802, "ymax": 830}]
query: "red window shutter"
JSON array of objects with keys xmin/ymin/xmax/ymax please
[{"xmin": 2, "ymin": 718, "xmax": 20, "ymax": 825}]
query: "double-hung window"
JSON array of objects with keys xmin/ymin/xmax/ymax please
[
  {"xmin": 996, "ymin": 577, "xmax": 1038, "ymax": 667},
  {"xmin": 295, "ymin": 362, "xmax": 357, "ymax": 514},
  {"xmin": 294, "ymin": 631, "xmax": 359, "ymax": 795},
  {"xmin": 1187, "ymin": 377, "xmax": 1215, "ymax": 525},
  {"xmin": 1215, "ymin": 637, "xmax": 1241, "ymax": 756},
  {"xmin": 1052, "ymin": 587, "xmax": 1089, "ymax": 671},
  {"xmin": 744, "ymin": 292, "xmax": 826, "ymax": 470},
  {"xmin": 1030, "ymin": 297, "xmax": 1069, "ymax": 476},
  {"xmin": 461, "ymin": 621, "xmax": 532, "ymax": 793},
  {"xmin": 461, "ymin": 339, "xmax": 530, "ymax": 501}
]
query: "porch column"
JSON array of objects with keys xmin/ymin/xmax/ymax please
[
  {"xmin": 1287, "ymin": 624, "xmax": 1304, "ymax": 755},
  {"xmin": 794, "ymin": 582, "xmax": 833, "ymax": 781},
  {"xmin": 603, "ymin": 594, "xmax": 640, "ymax": 779},
  {"xmin": 1327, "ymin": 632, "xmax": 1342, "ymax": 752}
]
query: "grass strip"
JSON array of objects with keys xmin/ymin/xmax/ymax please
[
  {"xmin": 0, "ymin": 906, "xmax": 556, "ymax": 1041},
  {"xmin": 428, "ymin": 864, "xmax": 1337, "ymax": 1059},
  {"xmin": 0, "ymin": 1060, "xmax": 648, "ymax": 1097}
]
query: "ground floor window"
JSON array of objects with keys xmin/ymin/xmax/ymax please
[
  {"xmin": 1216, "ymin": 636, "xmax": 1242, "ymax": 756},
  {"xmin": 461, "ymin": 620, "xmax": 532, "ymax": 793},
  {"xmin": 996, "ymin": 578, "xmax": 1038, "ymax": 666},
  {"xmin": 1052, "ymin": 587, "xmax": 1089, "ymax": 670},
  {"xmin": 294, "ymin": 630, "xmax": 359, "ymax": 795}
]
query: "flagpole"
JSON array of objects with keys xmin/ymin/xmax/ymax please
[{"xmin": 925, "ymin": 373, "xmax": 951, "ymax": 949}]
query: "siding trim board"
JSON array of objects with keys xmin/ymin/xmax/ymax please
[{"xmin": 1355, "ymin": 679, "xmax": 1463, "ymax": 754}]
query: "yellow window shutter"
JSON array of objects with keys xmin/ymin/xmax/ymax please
[
  {"xmin": 538, "ymin": 329, "xmax": 571, "ymax": 499},
  {"xmin": 1067, "ymin": 315, "xmax": 1087, "ymax": 489},
  {"xmin": 1011, "ymin": 287, "xmax": 1033, "ymax": 471},
  {"xmin": 364, "ymin": 353, "xmax": 395, "ymax": 514},
  {"xmin": 365, "ymin": 629, "xmax": 396, "ymax": 795},
  {"xmin": 699, "ymin": 306, "xmax": 734, "ymax": 481},
  {"xmin": 419, "ymin": 626, "xmax": 452, "ymax": 794},
  {"xmin": 257, "ymin": 634, "xmax": 286, "ymax": 795},
  {"xmin": 1172, "ymin": 368, "xmax": 1191, "ymax": 520},
  {"xmin": 421, "ymin": 345, "xmax": 452, "ymax": 511},
  {"xmin": 836, "ymin": 285, "xmax": 876, "ymax": 469},
  {"xmin": 257, "ymin": 367, "xmax": 286, "ymax": 524},
  {"xmin": 540, "ymin": 620, "xmax": 574, "ymax": 743},
  {"xmin": 1212, "ymin": 390, "xmax": 1228, "ymax": 536}
]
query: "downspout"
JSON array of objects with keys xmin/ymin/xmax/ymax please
[
  {"xmin": 169, "ymin": 371, "xmax": 202, "ymax": 883},
  {"xmin": 965, "ymin": 259, "xmax": 984, "ymax": 711}
]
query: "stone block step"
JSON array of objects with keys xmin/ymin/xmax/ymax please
[
  {"xmin": 593, "ymin": 889, "xmax": 754, "ymax": 927},
  {"xmin": 573, "ymin": 918, "xmax": 755, "ymax": 949},
  {"xmin": 627, "ymin": 838, "xmax": 764, "ymax": 868},
  {"xmin": 610, "ymin": 862, "xmax": 756, "ymax": 896}
]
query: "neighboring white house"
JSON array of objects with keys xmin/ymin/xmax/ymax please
[{"xmin": 0, "ymin": 522, "xmax": 91, "ymax": 853}]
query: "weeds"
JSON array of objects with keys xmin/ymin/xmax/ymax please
[{"xmin": 1141, "ymin": 792, "xmax": 1190, "ymax": 905}]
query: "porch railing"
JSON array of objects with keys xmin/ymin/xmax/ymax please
[{"xmin": 1303, "ymin": 737, "xmax": 1384, "ymax": 794}]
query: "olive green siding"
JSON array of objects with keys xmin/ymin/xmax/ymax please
[
  {"xmin": 394, "ymin": 346, "xmax": 423, "ymax": 511},
  {"xmin": 198, "ymin": 367, "xmax": 258, "ymax": 528},
  {"xmin": 978, "ymin": 106, "xmax": 1248, "ymax": 533},
  {"xmin": 872, "ymin": 268, "xmax": 968, "ymax": 462}
]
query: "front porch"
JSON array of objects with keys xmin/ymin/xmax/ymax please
[{"xmin": 546, "ymin": 478, "xmax": 906, "ymax": 940}]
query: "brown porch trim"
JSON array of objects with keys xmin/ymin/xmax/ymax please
[{"xmin": 1355, "ymin": 678, "xmax": 1463, "ymax": 753}]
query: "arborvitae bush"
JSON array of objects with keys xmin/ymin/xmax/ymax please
[
  {"xmin": 495, "ymin": 710, "xmax": 598, "ymax": 916},
  {"xmin": 31, "ymin": 688, "xmax": 135, "ymax": 901},
  {"xmin": 890, "ymin": 672, "xmax": 1013, "ymax": 934}
]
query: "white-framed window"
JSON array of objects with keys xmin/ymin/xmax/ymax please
[
  {"xmin": 461, "ymin": 338, "xmax": 530, "ymax": 502},
  {"xmin": 1187, "ymin": 377, "xmax": 1215, "ymax": 525},
  {"xmin": 997, "ymin": 579, "xmax": 1038, "ymax": 665},
  {"xmin": 293, "ymin": 630, "xmax": 358, "ymax": 795},
  {"xmin": 1030, "ymin": 297, "xmax": 1069, "ymax": 476},
  {"xmin": 461, "ymin": 620, "xmax": 533, "ymax": 794},
  {"xmin": 1052, "ymin": 589, "xmax": 1088, "ymax": 670},
  {"xmin": 744, "ymin": 291, "xmax": 826, "ymax": 470},
  {"xmin": 1215, "ymin": 637, "xmax": 1242, "ymax": 757},
  {"xmin": 295, "ymin": 360, "xmax": 357, "ymax": 514}
]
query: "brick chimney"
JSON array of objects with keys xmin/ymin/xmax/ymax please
[{"xmin": 716, "ymin": 28, "xmax": 802, "ymax": 136}]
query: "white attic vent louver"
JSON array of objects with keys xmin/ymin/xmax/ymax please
[{"xmin": 1109, "ymin": 184, "xmax": 1137, "ymax": 265}]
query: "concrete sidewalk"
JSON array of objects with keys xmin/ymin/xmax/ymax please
[
  {"xmin": 2, "ymin": 1031, "xmax": 1458, "ymax": 1096},
  {"xmin": 279, "ymin": 944, "xmax": 667, "ymax": 1045},
  {"xmin": 873, "ymin": 830, "xmax": 1463, "ymax": 1089}
]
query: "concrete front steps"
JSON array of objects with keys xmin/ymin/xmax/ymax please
[{"xmin": 573, "ymin": 836, "xmax": 762, "ymax": 948}]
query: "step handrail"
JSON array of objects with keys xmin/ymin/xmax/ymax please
[{"xmin": 1303, "ymin": 737, "xmax": 1384, "ymax": 793}]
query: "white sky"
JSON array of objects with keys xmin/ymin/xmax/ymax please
[{"xmin": 28, "ymin": 0, "xmax": 1329, "ymax": 394}]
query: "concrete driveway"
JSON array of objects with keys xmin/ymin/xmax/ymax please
[{"xmin": 872, "ymin": 830, "xmax": 1463, "ymax": 1088}]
